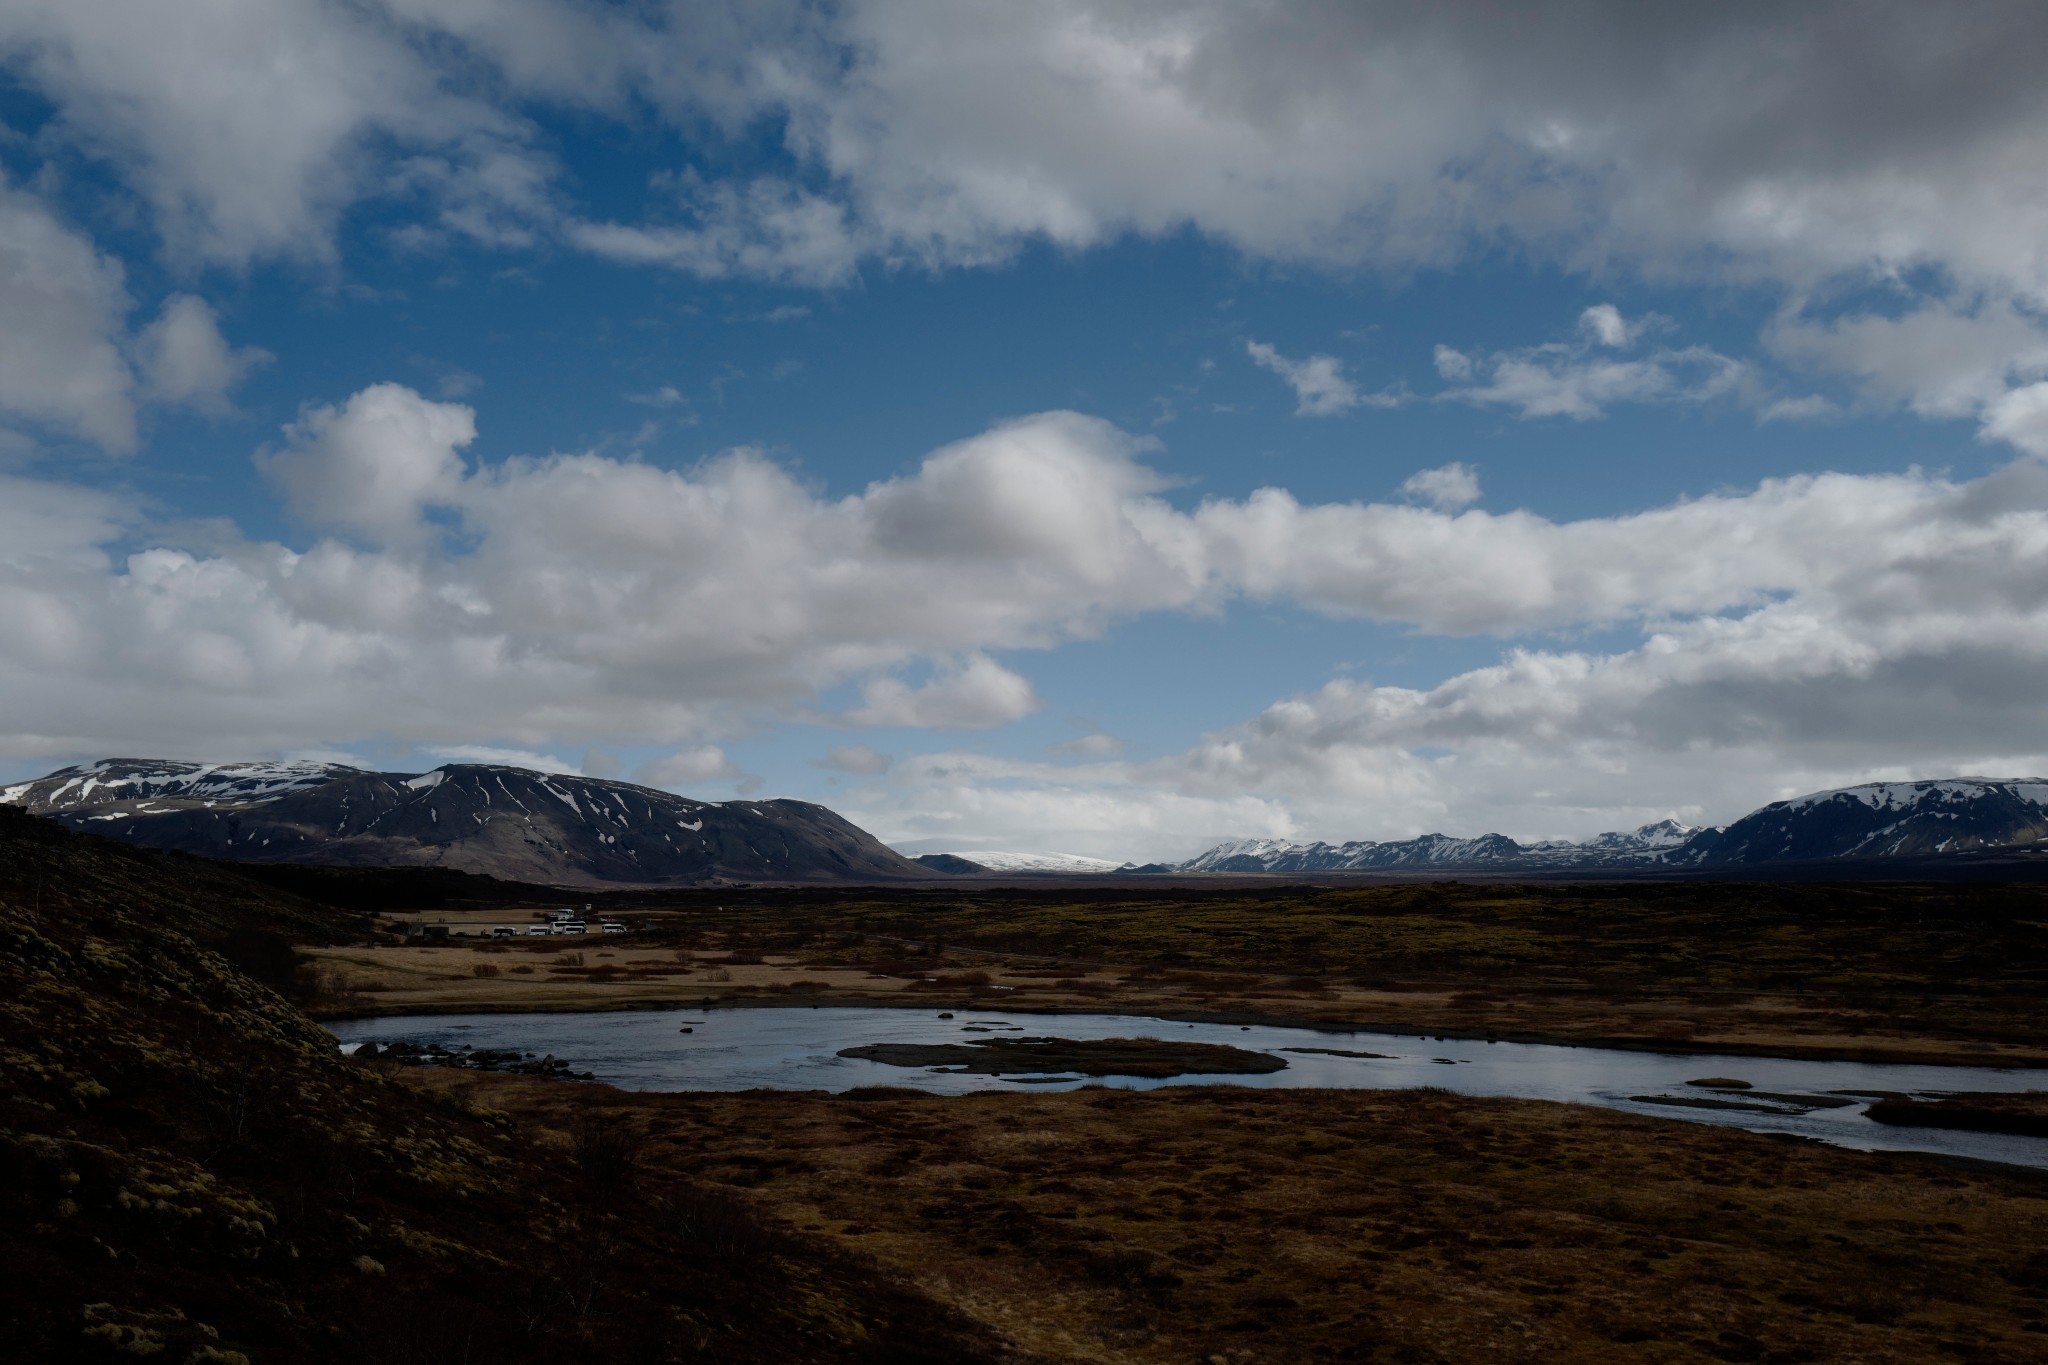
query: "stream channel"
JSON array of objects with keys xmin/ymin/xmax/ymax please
[{"xmin": 328, "ymin": 1006, "xmax": 2048, "ymax": 1170}]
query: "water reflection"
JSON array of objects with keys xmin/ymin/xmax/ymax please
[{"xmin": 328, "ymin": 1006, "xmax": 2048, "ymax": 1170}]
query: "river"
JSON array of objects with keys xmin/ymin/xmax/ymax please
[{"xmin": 327, "ymin": 1005, "xmax": 2048, "ymax": 1169}]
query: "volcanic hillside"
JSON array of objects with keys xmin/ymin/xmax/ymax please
[{"xmin": 3, "ymin": 759, "xmax": 932, "ymax": 887}]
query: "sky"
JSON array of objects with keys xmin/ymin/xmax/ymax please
[{"xmin": 6, "ymin": 2, "xmax": 2048, "ymax": 862}]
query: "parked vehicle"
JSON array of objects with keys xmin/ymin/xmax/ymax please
[
  {"xmin": 490, "ymin": 926, "xmax": 517, "ymax": 938},
  {"xmin": 551, "ymin": 921, "xmax": 588, "ymax": 935},
  {"xmin": 600, "ymin": 923, "xmax": 627, "ymax": 935},
  {"xmin": 525, "ymin": 926, "xmax": 551, "ymax": 936}
]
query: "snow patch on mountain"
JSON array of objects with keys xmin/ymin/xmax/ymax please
[
  {"xmin": 1, "ymin": 759, "xmax": 362, "ymax": 811},
  {"xmin": 938, "ymin": 850, "xmax": 1125, "ymax": 873}
]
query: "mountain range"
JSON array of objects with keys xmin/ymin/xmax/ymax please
[
  {"xmin": 9, "ymin": 761, "xmax": 2048, "ymax": 886},
  {"xmin": 1169, "ymin": 778, "xmax": 2048, "ymax": 874},
  {"xmin": 0, "ymin": 759, "xmax": 931, "ymax": 887}
]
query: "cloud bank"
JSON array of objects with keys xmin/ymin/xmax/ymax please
[{"xmin": 7, "ymin": 387, "xmax": 2048, "ymax": 854}]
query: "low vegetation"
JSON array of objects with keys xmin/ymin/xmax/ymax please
[
  {"xmin": 424, "ymin": 1072, "xmax": 2048, "ymax": 1364},
  {"xmin": 0, "ymin": 809, "xmax": 1030, "ymax": 1363},
  {"xmin": 11, "ymin": 819, "xmax": 2048, "ymax": 1361},
  {"xmin": 301, "ymin": 878, "xmax": 2048, "ymax": 1065}
]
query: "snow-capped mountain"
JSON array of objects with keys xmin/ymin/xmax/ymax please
[
  {"xmin": 1, "ymin": 759, "xmax": 362, "ymax": 812},
  {"xmin": 1179, "ymin": 833, "xmax": 1510, "ymax": 873},
  {"xmin": 1668, "ymin": 778, "xmax": 2048, "ymax": 865},
  {"xmin": 3, "ymin": 759, "xmax": 932, "ymax": 886},
  {"xmin": 1177, "ymin": 822, "xmax": 1699, "ymax": 874},
  {"xmin": 1176, "ymin": 781, "xmax": 2048, "ymax": 874},
  {"xmin": 927, "ymin": 849, "xmax": 1125, "ymax": 874}
]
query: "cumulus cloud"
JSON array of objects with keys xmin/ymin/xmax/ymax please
[
  {"xmin": 0, "ymin": 0, "xmax": 546, "ymax": 264},
  {"xmin": 256, "ymin": 384, "xmax": 475, "ymax": 547},
  {"xmin": 1048, "ymin": 731, "xmax": 1123, "ymax": 758},
  {"xmin": 1766, "ymin": 299, "xmax": 2048, "ymax": 450},
  {"xmin": 1399, "ymin": 463, "xmax": 1480, "ymax": 512},
  {"xmin": 1245, "ymin": 340, "xmax": 1366, "ymax": 416},
  {"xmin": 423, "ymin": 744, "xmax": 578, "ymax": 774},
  {"xmin": 842, "ymin": 656, "xmax": 1042, "ymax": 729},
  {"xmin": 849, "ymin": 751, "xmax": 1295, "ymax": 864},
  {"xmin": 639, "ymin": 745, "xmax": 745, "ymax": 787},
  {"xmin": 7, "ymin": 390, "xmax": 2048, "ymax": 852},
  {"xmin": 1434, "ymin": 309, "xmax": 1751, "ymax": 420},
  {"xmin": 819, "ymin": 744, "xmax": 893, "ymax": 775},
  {"xmin": 135, "ymin": 294, "xmax": 271, "ymax": 412},
  {"xmin": 1578, "ymin": 304, "xmax": 1637, "ymax": 348},
  {"xmin": 0, "ymin": 176, "xmax": 270, "ymax": 452},
  {"xmin": 9, "ymin": 5, "xmax": 2048, "ymax": 443},
  {"xmin": 1980, "ymin": 382, "xmax": 2048, "ymax": 457},
  {"xmin": 0, "ymin": 178, "xmax": 139, "ymax": 452}
]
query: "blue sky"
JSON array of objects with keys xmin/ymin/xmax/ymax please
[{"xmin": 5, "ymin": 3, "xmax": 2048, "ymax": 861}]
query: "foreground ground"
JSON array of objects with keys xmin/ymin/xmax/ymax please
[
  {"xmin": 12, "ymin": 822, "xmax": 2048, "ymax": 1361},
  {"xmin": 0, "ymin": 810, "xmax": 1028, "ymax": 1363},
  {"xmin": 408, "ymin": 1068, "xmax": 2048, "ymax": 1364},
  {"xmin": 303, "ymin": 877, "xmax": 2048, "ymax": 1066}
]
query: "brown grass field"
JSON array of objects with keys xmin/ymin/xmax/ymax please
[{"xmin": 400, "ymin": 1067, "xmax": 2048, "ymax": 1364}]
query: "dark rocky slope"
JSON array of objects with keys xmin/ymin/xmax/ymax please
[
  {"xmin": 0, "ymin": 806, "xmax": 1030, "ymax": 1363},
  {"xmin": 5, "ymin": 759, "xmax": 934, "ymax": 887}
]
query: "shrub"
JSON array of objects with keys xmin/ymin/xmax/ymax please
[{"xmin": 471, "ymin": 963, "xmax": 500, "ymax": 978}]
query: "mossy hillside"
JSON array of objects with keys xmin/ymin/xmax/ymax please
[{"xmin": 0, "ymin": 808, "xmax": 1034, "ymax": 1364}]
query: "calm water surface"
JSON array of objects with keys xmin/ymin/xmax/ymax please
[{"xmin": 327, "ymin": 1006, "xmax": 2048, "ymax": 1170}]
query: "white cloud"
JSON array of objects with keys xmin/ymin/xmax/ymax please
[
  {"xmin": 256, "ymin": 384, "xmax": 475, "ymax": 547},
  {"xmin": 0, "ymin": 0, "xmax": 544, "ymax": 265},
  {"xmin": 1578, "ymin": 304, "xmax": 1635, "ymax": 348},
  {"xmin": 1245, "ymin": 340, "xmax": 1365, "ymax": 416},
  {"xmin": 0, "ymin": 178, "xmax": 138, "ymax": 452},
  {"xmin": 11, "ymin": 392, "xmax": 2048, "ymax": 851},
  {"xmin": 1766, "ymin": 299, "xmax": 2048, "ymax": 419},
  {"xmin": 135, "ymin": 294, "xmax": 270, "ymax": 412},
  {"xmin": 842, "ymin": 655, "xmax": 1042, "ymax": 729},
  {"xmin": 1048, "ymin": 731, "xmax": 1122, "ymax": 758},
  {"xmin": 819, "ymin": 744, "xmax": 893, "ymax": 775},
  {"xmin": 1437, "ymin": 314, "xmax": 1751, "ymax": 421},
  {"xmin": 9, "ymin": 5, "xmax": 2048, "ymax": 447},
  {"xmin": 1759, "ymin": 394, "xmax": 1841, "ymax": 425},
  {"xmin": 1399, "ymin": 463, "xmax": 1480, "ymax": 512},
  {"xmin": 424, "ymin": 743, "xmax": 579, "ymax": 774},
  {"xmin": 639, "ymin": 745, "xmax": 745, "ymax": 787},
  {"xmin": 849, "ymin": 750, "xmax": 1295, "ymax": 863},
  {"xmin": 1766, "ymin": 299, "xmax": 2048, "ymax": 450},
  {"xmin": 0, "ymin": 177, "xmax": 271, "ymax": 453},
  {"xmin": 567, "ymin": 179, "xmax": 864, "ymax": 286},
  {"xmin": 1979, "ymin": 382, "xmax": 2048, "ymax": 457}
]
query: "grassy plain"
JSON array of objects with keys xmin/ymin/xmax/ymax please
[
  {"xmin": 410, "ymin": 1069, "xmax": 2048, "ymax": 1365},
  {"xmin": 305, "ymin": 879, "xmax": 2048, "ymax": 1066}
]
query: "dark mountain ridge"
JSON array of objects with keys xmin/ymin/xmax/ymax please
[{"xmin": 2, "ymin": 758, "xmax": 934, "ymax": 886}]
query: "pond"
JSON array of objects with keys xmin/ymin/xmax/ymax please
[{"xmin": 327, "ymin": 1006, "xmax": 2048, "ymax": 1170}]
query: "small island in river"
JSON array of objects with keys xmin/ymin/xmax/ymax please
[{"xmin": 838, "ymin": 1034, "xmax": 1288, "ymax": 1078}]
